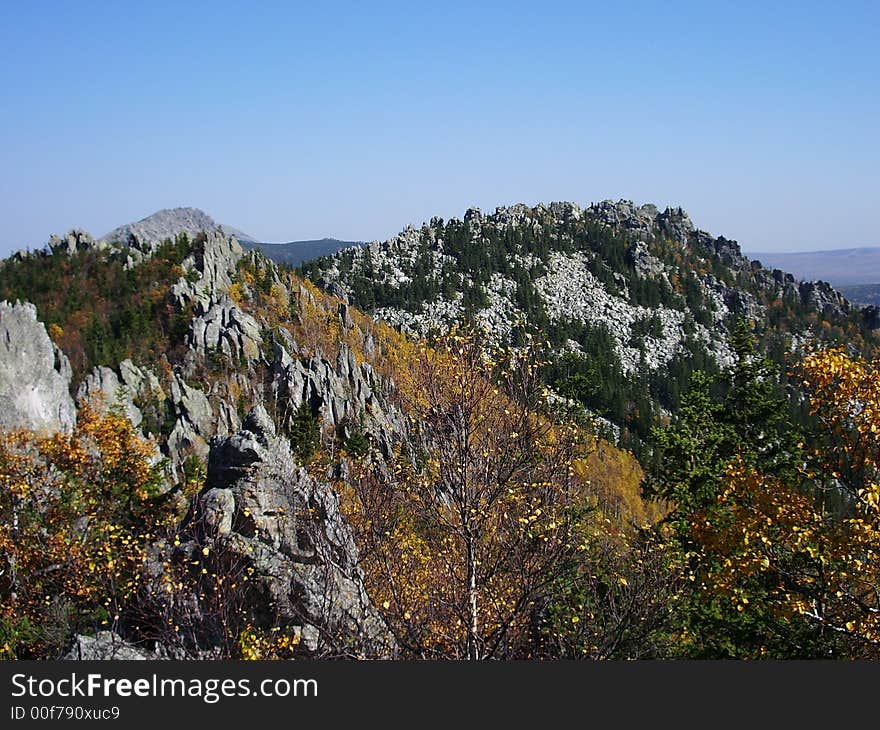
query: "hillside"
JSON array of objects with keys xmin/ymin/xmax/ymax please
[
  {"xmin": 242, "ymin": 237, "xmax": 364, "ymax": 267},
  {"xmin": 3, "ymin": 204, "xmax": 880, "ymax": 661},
  {"xmin": 302, "ymin": 200, "xmax": 878, "ymax": 454},
  {"xmin": 0, "ymin": 224, "xmax": 650, "ymax": 660},
  {"xmin": 836, "ymin": 284, "xmax": 880, "ymax": 306}
]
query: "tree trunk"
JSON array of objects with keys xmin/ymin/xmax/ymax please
[{"xmin": 465, "ymin": 534, "xmax": 479, "ymax": 660}]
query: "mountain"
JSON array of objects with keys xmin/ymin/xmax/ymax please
[
  {"xmin": 302, "ymin": 199, "xmax": 878, "ymax": 454},
  {"xmin": 746, "ymin": 247, "xmax": 880, "ymax": 288},
  {"xmin": 101, "ymin": 206, "xmax": 258, "ymax": 245},
  {"xmin": 3, "ymin": 202, "xmax": 880, "ymax": 661},
  {"xmin": 242, "ymin": 237, "xmax": 364, "ymax": 268},
  {"xmin": 0, "ymin": 222, "xmax": 648, "ymax": 660},
  {"xmin": 102, "ymin": 207, "xmax": 362, "ymax": 269}
]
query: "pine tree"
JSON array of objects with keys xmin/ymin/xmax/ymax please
[
  {"xmin": 646, "ymin": 320, "xmax": 820, "ymax": 657},
  {"xmin": 288, "ymin": 402, "xmax": 320, "ymax": 464}
]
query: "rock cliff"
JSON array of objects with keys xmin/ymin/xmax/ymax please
[{"xmin": 0, "ymin": 300, "xmax": 76, "ymax": 434}]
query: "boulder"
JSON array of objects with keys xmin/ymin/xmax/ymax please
[{"xmin": 63, "ymin": 632, "xmax": 163, "ymax": 660}]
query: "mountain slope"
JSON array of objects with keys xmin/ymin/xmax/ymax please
[
  {"xmin": 302, "ymin": 200, "xmax": 877, "ymax": 453},
  {"xmin": 102, "ymin": 207, "xmax": 362, "ymax": 268},
  {"xmin": 0, "ymin": 223, "xmax": 650, "ymax": 658},
  {"xmin": 242, "ymin": 237, "xmax": 364, "ymax": 267},
  {"xmin": 2, "ymin": 204, "xmax": 878, "ymax": 660}
]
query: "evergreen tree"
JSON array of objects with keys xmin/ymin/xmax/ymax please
[
  {"xmin": 646, "ymin": 320, "xmax": 821, "ymax": 657},
  {"xmin": 288, "ymin": 402, "xmax": 320, "ymax": 464}
]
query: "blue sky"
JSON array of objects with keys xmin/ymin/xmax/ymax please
[{"xmin": 1, "ymin": 1, "xmax": 877, "ymax": 257}]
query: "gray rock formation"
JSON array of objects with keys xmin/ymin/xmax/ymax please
[
  {"xmin": 629, "ymin": 240, "xmax": 666, "ymax": 278},
  {"xmin": 47, "ymin": 229, "xmax": 108, "ymax": 256},
  {"xmin": 171, "ymin": 376, "xmax": 214, "ymax": 435},
  {"xmin": 270, "ymin": 341, "xmax": 403, "ymax": 458},
  {"xmin": 590, "ymin": 199, "xmax": 658, "ymax": 237},
  {"xmin": 188, "ymin": 297, "xmax": 263, "ymax": 363},
  {"xmin": 179, "ymin": 407, "xmax": 396, "ymax": 657},
  {"xmin": 63, "ymin": 632, "xmax": 164, "ymax": 660},
  {"xmin": 0, "ymin": 301, "xmax": 76, "ymax": 434},
  {"xmin": 656, "ymin": 205, "xmax": 696, "ymax": 246},
  {"xmin": 119, "ymin": 358, "xmax": 163, "ymax": 401},
  {"xmin": 797, "ymin": 279, "xmax": 851, "ymax": 319},
  {"xmin": 77, "ymin": 365, "xmax": 143, "ymax": 427},
  {"xmin": 166, "ymin": 376, "xmax": 214, "ymax": 465},
  {"xmin": 171, "ymin": 229, "xmax": 244, "ymax": 313},
  {"xmin": 102, "ymin": 207, "xmax": 255, "ymax": 246}
]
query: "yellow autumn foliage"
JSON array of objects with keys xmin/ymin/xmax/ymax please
[
  {"xmin": 690, "ymin": 347, "xmax": 880, "ymax": 654},
  {"xmin": 0, "ymin": 406, "xmax": 171, "ymax": 659}
]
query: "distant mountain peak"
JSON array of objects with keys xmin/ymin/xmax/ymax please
[{"xmin": 101, "ymin": 207, "xmax": 257, "ymax": 245}]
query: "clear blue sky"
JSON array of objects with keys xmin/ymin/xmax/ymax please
[{"xmin": 1, "ymin": 0, "xmax": 877, "ymax": 257}]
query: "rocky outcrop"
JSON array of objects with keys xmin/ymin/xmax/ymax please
[
  {"xmin": 171, "ymin": 229, "xmax": 244, "ymax": 313},
  {"xmin": 63, "ymin": 632, "xmax": 164, "ymax": 660},
  {"xmin": 171, "ymin": 376, "xmax": 214, "ymax": 435},
  {"xmin": 0, "ymin": 301, "xmax": 76, "ymax": 434},
  {"xmin": 656, "ymin": 206, "xmax": 696, "ymax": 246},
  {"xmin": 271, "ymin": 341, "xmax": 404, "ymax": 458},
  {"xmin": 77, "ymin": 366, "xmax": 143, "ymax": 427},
  {"xmin": 166, "ymin": 376, "xmax": 214, "ymax": 464},
  {"xmin": 590, "ymin": 199, "xmax": 658, "ymax": 238},
  {"xmin": 47, "ymin": 229, "xmax": 108, "ymax": 257},
  {"xmin": 181, "ymin": 407, "xmax": 396, "ymax": 657},
  {"xmin": 629, "ymin": 240, "xmax": 666, "ymax": 279},
  {"xmin": 797, "ymin": 280, "xmax": 851, "ymax": 320},
  {"xmin": 119, "ymin": 359, "xmax": 163, "ymax": 401},
  {"xmin": 188, "ymin": 297, "xmax": 263, "ymax": 363}
]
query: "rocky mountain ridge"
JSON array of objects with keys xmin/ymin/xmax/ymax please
[
  {"xmin": 2, "ymin": 199, "xmax": 874, "ymax": 660},
  {"xmin": 0, "ymin": 224, "xmax": 410, "ymax": 658},
  {"xmin": 303, "ymin": 199, "xmax": 875, "ymax": 449}
]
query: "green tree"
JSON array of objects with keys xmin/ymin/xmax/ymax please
[
  {"xmin": 646, "ymin": 320, "xmax": 823, "ymax": 657},
  {"xmin": 288, "ymin": 402, "xmax": 320, "ymax": 464}
]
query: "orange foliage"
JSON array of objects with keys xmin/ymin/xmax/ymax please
[
  {"xmin": 341, "ymin": 330, "xmax": 597, "ymax": 658},
  {"xmin": 0, "ymin": 406, "xmax": 170, "ymax": 658},
  {"xmin": 690, "ymin": 347, "xmax": 880, "ymax": 654}
]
